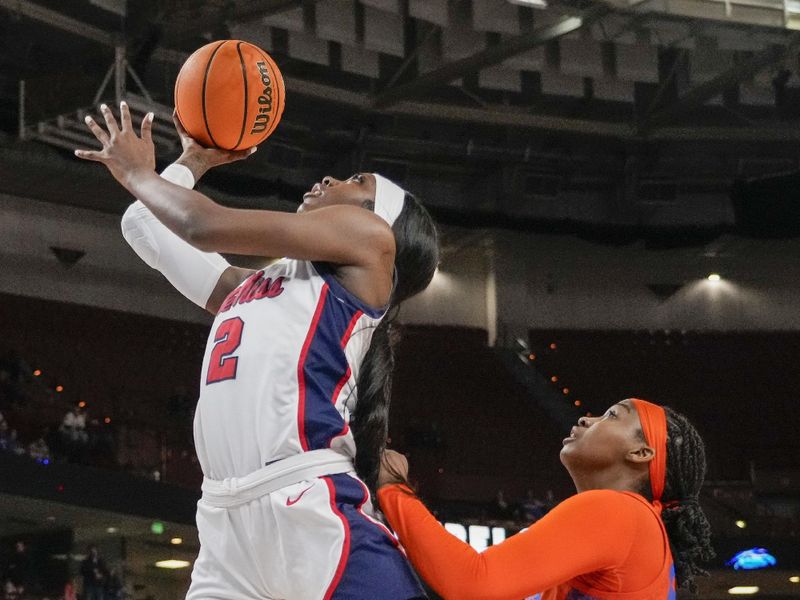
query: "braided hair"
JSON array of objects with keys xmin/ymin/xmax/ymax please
[
  {"xmin": 351, "ymin": 193, "xmax": 439, "ymax": 495},
  {"xmin": 645, "ymin": 407, "xmax": 715, "ymax": 593}
]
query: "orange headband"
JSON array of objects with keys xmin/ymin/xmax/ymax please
[{"xmin": 630, "ymin": 398, "xmax": 667, "ymax": 513}]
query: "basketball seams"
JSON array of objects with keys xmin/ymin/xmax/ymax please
[
  {"xmin": 201, "ymin": 40, "xmax": 228, "ymax": 149},
  {"xmin": 234, "ymin": 42, "xmax": 248, "ymax": 151}
]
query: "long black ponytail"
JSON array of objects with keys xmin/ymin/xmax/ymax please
[
  {"xmin": 351, "ymin": 192, "xmax": 439, "ymax": 495},
  {"xmin": 658, "ymin": 407, "xmax": 716, "ymax": 593}
]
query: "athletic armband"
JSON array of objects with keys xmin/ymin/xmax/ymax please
[{"xmin": 121, "ymin": 163, "xmax": 229, "ymax": 309}]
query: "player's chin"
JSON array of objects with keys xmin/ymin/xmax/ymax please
[{"xmin": 559, "ymin": 438, "xmax": 579, "ymax": 460}]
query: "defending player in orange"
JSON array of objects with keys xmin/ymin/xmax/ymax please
[{"xmin": 378, "ymin": 399, "xmax": 714, "ymax": 600}]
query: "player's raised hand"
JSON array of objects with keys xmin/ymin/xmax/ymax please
[
  {"xmin": 173, "ymin": 110, "xmax": 256, "ymax": 181},
  {"xmin": 75, "ymin": 101, "xmax": 156, "ymax": 190},
  {"xmin": 378, "ymin": 449, "xmax": 410, "ymax": 489}
]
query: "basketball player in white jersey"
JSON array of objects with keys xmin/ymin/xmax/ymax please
[{"xmin": 76, "ymin": 102, "xmax": 438, "ymax": 599}]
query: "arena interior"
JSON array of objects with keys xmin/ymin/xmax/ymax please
[{"xmin": 1, "ymin": 0, "xmax": 800, "ymax": 598}]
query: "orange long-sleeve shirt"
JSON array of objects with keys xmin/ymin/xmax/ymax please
[{"xmin": 378, "ymin": 485, "xmax": 677, "ymax": 600}]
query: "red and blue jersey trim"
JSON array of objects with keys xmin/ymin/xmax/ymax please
[
  {"xmin": 322, "ymin": 474, "xmax": 424, "ymax": 600},
  {"xmin": 297, "ymin": 274, "xmax": 375, "ymax": 452}
]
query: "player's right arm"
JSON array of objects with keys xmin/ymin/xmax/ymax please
[
  {"xmin": 377, "ymin": 486, "xmax": 639, "ymax": 600},
  {"xmin": 121, "ymin": 115, "xmax": 256, "ymax": 315}
]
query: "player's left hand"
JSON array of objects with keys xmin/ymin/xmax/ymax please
[
  {"xmin": 378, "ymin": 449, "xmax": 410, "ymax": 489},
  {"xmin": 75, "ymin": 101, "xmax": 156, "ymax": 190}
]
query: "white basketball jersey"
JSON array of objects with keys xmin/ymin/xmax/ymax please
[{"xmin": 193, "ymin": 259, "xmax": 385, "ymax": 480}]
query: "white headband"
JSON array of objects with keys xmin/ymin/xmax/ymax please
[{"xmin": 373, "ymin": 173, "xmax": 406, "ymax": 227}]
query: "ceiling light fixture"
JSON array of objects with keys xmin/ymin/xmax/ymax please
[
  {"xmin": 507, "ymin": 0, "xmax": 548, "ymax": 8},
  {"xmin": 155, "ymin": 559, "xmax": 191, "ymax": 569}
]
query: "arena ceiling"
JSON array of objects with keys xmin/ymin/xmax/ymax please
[{"xmin": 3, "ymin": 0, "xmax": 800, "ymax": 232}]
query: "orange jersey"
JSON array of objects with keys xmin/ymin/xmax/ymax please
[{"xmin": 377, "ymin": 485, "xmax": 677, "ymax": 600}]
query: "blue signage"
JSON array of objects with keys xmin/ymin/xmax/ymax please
[{"xmin": 726, "ymin": 548, "xmax": 777, "ymax": 570}]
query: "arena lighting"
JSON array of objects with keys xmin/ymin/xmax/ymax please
[
  {"xmin": 507, "ymin": 0, "xmax": 548, "ymax": 7},
  {"xmin": 170, "ymin": 537, "xmax": 183, "ymax": 545},
  {"xmin": 728, "ymin": 587, "xmax": 759, "ymax": 595},
  {"xmin": 708, "ymin": 273, "xmax": 722, "ymax": 282},
  {"xmin": 429, "ymin": 266, "xmax": 452, "ymax": 289},
  {"xmin": 106, "ymin": 527, "xmax": 118, "ymax": 534},
  {"xmin": 736, "ymin": 519, "xmax": 747, "ymax": 529},
  {"xmin": 790, "ymin": 576, "xmax": 800, "ymax": 583},
  {"xmin": 155, "ymin": 559, "xmax": 191, "ymax": 569}
]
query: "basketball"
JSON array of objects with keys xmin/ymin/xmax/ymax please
[{"xmin": 174, "ymin": 40, "xmax": 285, "ymax": 150}]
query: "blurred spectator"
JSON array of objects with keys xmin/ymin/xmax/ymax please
[
  {"xmin": 0, "ymin": 416, "xmax": 12, "ymax": 452},
  {"xmin": 105, "ymin": 567, "xmax": 123, "ymax": 600},
  {"xmin": 4, "ymin": 541, "xmax": 31, "ymax": 597},
  {"xmin": 60, "ymin": 409, "xmax": 77, "ymax": 442},
  {"xmin": 520, "ymin": 490, "xmax": 548, "ymax": 522},
  {"xmin": 3, "ymin": 579, "xmax": 19, "ymax": 600},
  {"xmin": 63, "ymin": 579, "xmax": 77, "ymax": 600},
  {"xmin": 0, "ymin": 416, "xmax": 23, "ymax": 457},
  {"xmin": 60, "ymin": 406, "xmax": 89, "ymax": 463},
  {"xmin": 544, "ymin": 489, "xmax": 556, "ymax": 511},
  {"xmin": 60, "ymin": 407, "xmax": 88, "ymax": 445},
  {"xmin": 80, "ymin": 545, "xmax": 108, "ymax": 600},
  {"xmin": 27, "ymin": 433, "xmax": 50, "ymax": 463},
  {"xmin": 490, "ymin": 490, "xmax": 513, "ymax": 520},
  {"xmin": 74, "ymin": 407, "xmax": 87, "ymax": 440}
]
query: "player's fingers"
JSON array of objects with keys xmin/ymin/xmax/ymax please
[
  {"xmin": 228, "ymin": 147, "xmax": 257, "ymax": 162},
  {"xmin": 74, "ymin": 149, "xmax": 105, "ymax": 162},
  {"xmin": 119, "ymin": 101, "xmax": 132, "ymax": 131},
  {"xmin": 172, "ymin": 110, "xmax": 189, "ymax": 138},
  {"xmin": 99, "ymin": 103, "xmax": 120, "ymax": 134},
  {"xmin": 140, "ymin": 112, "xmax": 154, "ymax": 143},
  {"xmin": 83, "ymin": 115, "xmax": 110, "ymax": 146}
]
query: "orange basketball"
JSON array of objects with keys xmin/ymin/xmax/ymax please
[{"xmin": 174, "ymin": 40, "xmax": 285, "ymax": 150}]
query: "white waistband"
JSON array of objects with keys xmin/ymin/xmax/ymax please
[{"xmin": 201, "ymin": 449, "xmax": 355, "ymax": 508}]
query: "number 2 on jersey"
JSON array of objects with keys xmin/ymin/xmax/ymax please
[{"xmin": 206, "ymin": 317, "xmax": 244, "ymax": 385}]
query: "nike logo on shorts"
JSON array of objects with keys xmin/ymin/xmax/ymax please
[{"xmin": 286, "ymin": 485, "xmax": 313, "ymax": 506}]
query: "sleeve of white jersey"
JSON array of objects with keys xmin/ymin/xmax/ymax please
[{"xmin": 120, "ymin": 163, "xmax": 230, "ymax": 309}]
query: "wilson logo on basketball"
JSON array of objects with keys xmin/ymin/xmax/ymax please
[
  {"xmin": 218, "ymin": 271, "xmax": 286, "ymax": 314},
  {"xmin": 251, "ymin": 61, "xmax": 273, "ymax": 135}
]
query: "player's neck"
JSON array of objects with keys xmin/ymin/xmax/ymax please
[{"xmin": 571, "ymin": 468, "xmax": 642, "ymax": 495}]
